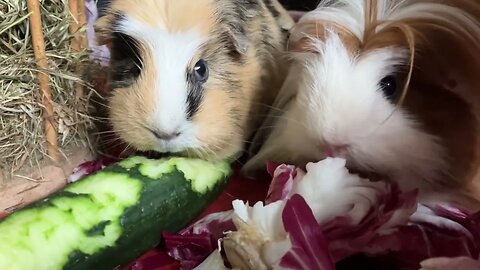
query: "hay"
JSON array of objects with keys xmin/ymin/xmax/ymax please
[{"xmin": 0, "ymin": 0, "xmax": 96, "ymax": 175}]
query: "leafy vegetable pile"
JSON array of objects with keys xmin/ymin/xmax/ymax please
[
  {"xmin": 132, "ymin": 158, "xmax": 480, "ymax": 270},
  {"xmin": 35, "ymin": 157, "xmax": 479, "ymax": 270}
]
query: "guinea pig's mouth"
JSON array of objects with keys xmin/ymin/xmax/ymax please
[
  {"xmin": 346, "ymin": 166, "xmax": 388, "ymax": 183},
  {"xmin": 136, "ymin": 150, "xmax": 186, "ymax": 160},
  {"xmin": 322, "ymin": 145, "xmax": 389, "ymax": 182}
]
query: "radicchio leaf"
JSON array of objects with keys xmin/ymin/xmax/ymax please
[
  {"xmin": 279, "ymin": 194, "xmax": 335, "ymax": 270},
  {"xmin": 359, "ymin": 203, "xmax": 480, "ymax": 268},
  {"xmin": 163, "ymin": 211, "xmax": 235, "ymax": 270},
  {"xmin": 265, "ymin": 163, "xmax": 296, "ymax": 204},
  {"xmin": 67, "ymin": 157, "xmax": 117, "ymax": 183},
  {"xmin": 323, "ymin": 184, "xmax": 418, "ymax": 262}
]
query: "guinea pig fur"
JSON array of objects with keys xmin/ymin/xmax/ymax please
[
  {"xmin": 244, "ymin": 0, "xmax": 480, "ymax": 206},
  {"xmin": 94, "ymin": 0, "xmax": 295, "ymax": 161}
]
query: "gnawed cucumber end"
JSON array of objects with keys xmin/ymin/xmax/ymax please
[
  {"xmin": 0, "ymin": 172, "xmax": 142, "ymax": 270},
  {"xmin": 134, "ymin": 157, "xmax": 231, "ymax": 194},
  {"xmin": 174, "ymin": 159, "xmax": 231, "ymax": 194},
  {"xmin": 118, "ymin": 156, "xmax": 149, "ymax": 170}
]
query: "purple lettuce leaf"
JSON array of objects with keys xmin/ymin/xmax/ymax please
[
  {"xmin": 358, "ymin": 203, "xmax": 480, "ymax": 268},
  {"xmin": 67, "ymin": 157, "xmax": 117, "ymax": 183},
  {"xmin": 280, "ymin": 194, "xmax": 335, "ymax": 270},
  {"xmin": 323, "ymin": 184, "xmax": 418, "ymax": 262},
  {"xmin": 163, "ymin": 211, "xmax": 235, "ymax": 270},
  {"xmin": 265, "ymin": 163, "xmax": 297, "ymax": 204}
]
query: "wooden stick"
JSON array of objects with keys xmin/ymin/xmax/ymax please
[
  {"xmin": 68, "ymin": 0, "xmax": 80, "ymax": 52},
  {"xmin": 27, "ymin": 0, "xmax": 59, "ymax": 162},
  {"xmin": 77, "ymin": 0, "xmax": 88, "ymax": 49},
  {"xmin": 68, "ymin": 0, "xmax": 86, "ymax": 99}
]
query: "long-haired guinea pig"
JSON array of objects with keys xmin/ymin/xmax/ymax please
[
  {"xmin": 94, "ymin": 0, "xmax": 295, "ymax": 161},
  {"xmin": 244, "ymin": 0, "xmax": 480, "ymax": 205}
]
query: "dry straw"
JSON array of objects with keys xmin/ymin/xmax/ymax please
[{"xmin": 0, "ymin": 0, "xmax": 96, "ymax": 176}]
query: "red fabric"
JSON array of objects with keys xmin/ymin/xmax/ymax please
[{"xmin": 124, "ymin": 164, "xmax": 271, "ymax": 270}]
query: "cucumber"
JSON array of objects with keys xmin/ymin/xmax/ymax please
[{"xmin": 0, "ymin": 156, "xmax": 231, "ymax": 270}]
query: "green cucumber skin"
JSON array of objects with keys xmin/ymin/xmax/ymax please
[
  {"xmin": 66, "ymin": 168, "xmax": 228, "ymax": 270},
  {"xmin": 0, "ymin": 157, "xmax": 231, "ymax": 270}
]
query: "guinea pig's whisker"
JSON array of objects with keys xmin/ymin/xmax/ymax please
[
  {"xmin": 119, "ymin": 143, "xmax": 133, "ymax": 156},
  {"xmin": 256, "ymin": 114, "xmax": 308, "ymax": 130},
  {"xmin": 364, "ymin": 108, "xmax": 398, "ymax": 139},
  {"xmin": 92, "ymin": 116, "xmax": 112, "ymax": 122},
  {"xmin": 185, "ymin": 148, "xmax": 194, "ymax": 159},
  {"xmin": 196, "ymin": 140, "xmax": 224, "ymax": 159},
  {"xmin": 118, "ymin": 35, "xmax": 144, "ymax": 70},
  {"xmin": 102, "ymin": 138, "xmax": 125, "ymax": 147},
  {"xmin": 92, "ymin": 130, "xmax": 121, "ymax": 136},
  {"xmin": 89, "ymin": 99, "xmax": 112, "ymax": 109},
  {"xmin": 203, "ymin": 147, "xmax": 217, "ymax": 159},
  {"xmin": 197, "ymin": 141, "xmax": 217, "ymax": 156},
  {"xmin": 249, "ymin": 102, "xmax": 289, "ymax": 114}
]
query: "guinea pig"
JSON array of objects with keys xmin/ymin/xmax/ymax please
[
  {"xmin": 93, "ymin": 0, "xmax": 295, "ymax": 161},
  {"xmin": 243, "ymin": 0, "xmax": 480, "ymax": 206}
]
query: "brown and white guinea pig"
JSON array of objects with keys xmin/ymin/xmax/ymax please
[
  {"xmin": 244, "ymin": 0, "xmax": 480, "ymax": 206},
  {"xmin": 94, "ymin": 0, "xmax": 295, "ymax": 161}
]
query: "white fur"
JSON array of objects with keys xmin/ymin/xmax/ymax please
[
  {"xmin": 245, "ymin": 0, "xmax": 480, "ymax": 191},
  {"xmin": 117, "ymin": 16, "xmax": 204, "ymax": 152},
  {"xmin": 293, "ymin": 0, "xmax": 480, "ymax": 44}
]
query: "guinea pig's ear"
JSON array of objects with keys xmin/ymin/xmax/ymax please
[
  {"xmin": 228, "ymin": 28, "xmax": 251, "ymax": 55},
  {"xmin": 94, "ymin": 13, "xmax": 116, "ymax": 45}
]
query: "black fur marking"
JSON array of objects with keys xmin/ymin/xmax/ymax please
[
  {"xmin": 108, "ymin": 15, "xmax": 143, "ymax": 89},
  {"xmin": 96, "ymin": 0, "xmax": 112, "ymax": 17},
  {"xmin": 186, "ymin": 71, "xmax": 205, "ymax": 119},
  {"xmin": 109, "ymin": 32, "xmax": 143, "ymax": 88},
  {"xmin": 263, "ymin": 0, "xmax": 280, "ymax": 17}
]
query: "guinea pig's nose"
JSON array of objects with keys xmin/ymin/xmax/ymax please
[{"xmin": 151, "ymin": 129, "xmax": 181, "ymax": 141}]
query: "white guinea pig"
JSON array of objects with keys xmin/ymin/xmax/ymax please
[
  {"xmin": 94, "ymin": 0, "xmax": 294, "ymax": 161},
  {"xmin": 244, "ymin": 0, "xmax": 480, "ymax": 205}
]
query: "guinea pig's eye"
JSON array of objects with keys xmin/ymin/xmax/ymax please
[
  {"xmin": 193, "ymin": 59, "xmax": 209, "ymax": 83},
  {"xmin": 379, "ymin": 75, "xmax": 397, "ymax": 99}
]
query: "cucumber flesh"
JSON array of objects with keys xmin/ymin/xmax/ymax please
[
  {"xmin": 0, "ymin": 156, "xmax": 231, "ymax": 270},
  {"xmin": 0, "ymin": 173, "xmax": 141, "ymax": 270},
  {"xmin": 124, "ymin": 157, "xmax": 231, "ymax": 194}
]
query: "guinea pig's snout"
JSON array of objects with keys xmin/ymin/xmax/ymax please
[
  {"xmin": 325, "ymin": 144, "xmax": 349, "ymax": 158},
  {"xmin": 150, "ymin": 129, "xmax": 181, "ymax": 141}
]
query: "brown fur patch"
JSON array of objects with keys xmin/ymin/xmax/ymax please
[
  {"xmin": 289, "ymin": 20, "xmax": 362, "ymax": 54},
  {"xmin": 99, "ymin": 0, "xmax": 216, "ymax": 36},
  {"xmin": 404, "ymin": 79, "xmax": 478, "ymax": 186}
]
